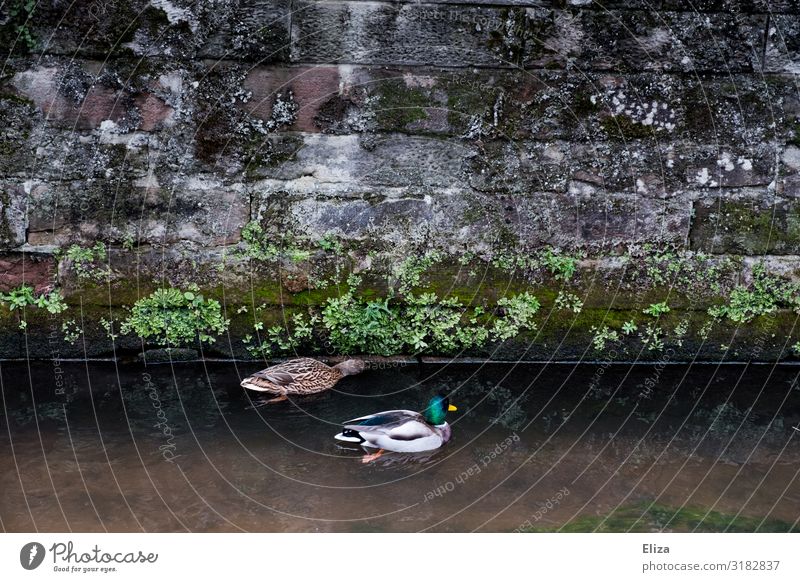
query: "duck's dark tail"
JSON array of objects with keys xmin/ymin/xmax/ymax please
[{"xmin": 334, "ymin": 428, "xmax": 364, "ymax": 443}]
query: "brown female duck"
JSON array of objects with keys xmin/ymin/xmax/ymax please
[{"xmin": 240, "ymin": 357, "xmax": 366, "ymax": 403}]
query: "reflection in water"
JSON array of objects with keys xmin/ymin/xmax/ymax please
[{"xmin": 0, "ymin": 361, "xmax": 798, "ymax": 532}]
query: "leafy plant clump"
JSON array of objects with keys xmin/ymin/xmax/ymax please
[
  {"xmin": 120, "ymin": 286, "xmax": 229, "ymax": 346},
  {"xmin": 244, "ymin": 312, "xmax": 315, "ymax": 358},
  {"xmin": 0, "ymin": 285, "xmax": 68, "ymax": 329},
  {"xmin": 643, "ymin": 302, "xmax": 671, "ymax": 317},
  {"xmin": 63, "ymin": 242, "xmax": 111, "ymax": 282},
  {"xmin": 708, "ymin": 263, "xmax": 799, "ymax": 323},
  {"xmin": 238, "ymin": 221, "xmax": 311, "ymax": 263},
  {"xmin": 393, "ymin": 251, "xmax": 443, "ymax": 294},
  {"xmin": 540, "ymin": 248, "xmax": 579, "ymax": 281},
  {"xmin": 554, "ymin": 291, "xmax": 584, "ymax": 313},
  {"xmin": 318, "ymin": 286, "xmax": 540, "ymax": 356},
  {"xmin": 2, "ymin": 0, "xmax": 37, "ymax": 52}
]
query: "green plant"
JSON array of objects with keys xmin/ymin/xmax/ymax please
[
  {"xmin": 244, "ymin": 313, "xmax": 316, "ymax": 357},
  {"xmin": 287, "ymin": 248, "xmax": 311, "ymax": 263},
  {"xmin": 590, "ymin": 325, "xmax": 619, "ymax": 351},
  {"xmin": 64, "ymin": 242, "xmax": 111, "ymax": 282},
  {"xmin": 122, "ymin": 233, "xmax": 136, "ymax": 251},
  {"xmin": 491, "ymin": 252, "xmax": 523, "ymax": 271},
  {"xmin": 62, "ymin": 319, "xmax": 82, "ymax": 344},
  {"xmin": 673, "ymin": 319, "xmax": 689, "ymax": 347},
  {"xmin": 238, "ymin": 221, "xmax": 312, "ymax": 264},
  {"xmin": 322, "ymin": 292, "xmax": 405, "ymax": 355},
  {"xmin": 708, "ymin": 263, "xmax": 797, "ymax": 323},
  {"xmin": 492, "ymin": 292, "xmax": 541, "ymax": 341},
  {"xmin": 318, "ymin": 282, "xmax": 537, "ymax": 356},
  {"xmin": 393, "ymin": 250, "xmax": 443, "ymax": 294},
  {"xmin": 120, "ymin": 286, "xmax": 228, "ymax": 346},
  {"xmin": 5, "ymin": 0, "xmax": 37, "ymax": 52},
  {"xmin": 0, "ymin": 285, "xmax": 68, "ymax": 329},
  {"xmin": 100, "ymin": 317, "xmax": 118, "ymax": 340},
  {"xmin": 640, "ymin": 323, "xmax": 665, "ymax": 351},
  {"xmin": 317, "ymin": 233, "xmax": 343, "ymax": 254},
  {"xmin": 554, "ymin": 291, "xmax": 583, "ymax": 313},
  {"xmin": 643, "ymin": 302, "xmax": 671, "ymax": 317},
  {"xmin": 540, "ymin": 248, "xmax": 578, "ymax": 281},
  {"xmin": 239, "ymin": 221, "xmax": 280, "ymax": 261},
  {"xmin": 622, "ymin": 320, "xmax": 638, "ymax": 335},
  {"xmin": 634, "ymin": 246, "xmax": 730, "ymax": 294}
]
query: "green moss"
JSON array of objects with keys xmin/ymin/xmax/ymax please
[
  {"xmin": 8, "ymin": 236, "xmax": 800, "ymax": 359},
  {"xmin": 374, "ymin": 80, "xmax": 430, "ymax": 129},
  {"xmin": 522, "ymin": 501, "xmax": 798, "ymax": 533}
]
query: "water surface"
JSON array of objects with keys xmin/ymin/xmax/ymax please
[{"xmin": 1, "ymin": 360, "xmax": 798, "ymax": 532}]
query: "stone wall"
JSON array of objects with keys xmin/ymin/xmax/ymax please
[{"xmin": 0, "ymin": 0, "xmax": 799, "ymax": 360}]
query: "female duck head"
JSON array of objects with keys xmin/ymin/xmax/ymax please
[{"xmin": 423, "ymin": 393, "xmax": 458, "ymax": 425}]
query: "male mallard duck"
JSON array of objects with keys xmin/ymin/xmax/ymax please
[
  {"xmin": 240, "ymin": 357, "xmax": 365, "ymax": 403},
  {"xmin": 334, "ymin": 394, "xmax": 457, "ymax": 462}
]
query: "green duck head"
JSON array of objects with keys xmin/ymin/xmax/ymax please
[{"xmin": 423, "ymin": 393, "xmax": 458, "ymax": 425}]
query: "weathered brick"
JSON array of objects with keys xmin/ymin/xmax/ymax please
[
  {"xmin": 242, "ymin": 66, "xmax": 341, "ymax": 132},
  {"xmin": 25, "ymin": 176, "xmax": 248, "ymax": 247},
  {"xmin": 516, "ymin": 186, "xmax": 693, "ymax": 247},
  {"xmin": 522, "ymin": 9, "xmax": 766, "ymax": 73},
  {"xmin": 10, "ymin": 64, "xmax": 174, "ymax": 131},
  {"xmin": 765, "ymin": 15, "xmax": 800, "ymax": 73},
  {"xmin": 0, "ymin": 182, "xmax": 27, "ymax": 250},
  {"xmin": 291, "ymin": 1, "xmax": 523, "ymax": 67},
  {"xmin": 0, "ymin": 253, "xmax": 57, "ymax": 293},
  {"xmin": 231, "ymin": 66, "xmax": 797, "ymax": 149},
  {"xmin": 562, "ymin": 1, "xmax": 798, "ymax": 12},
  {"xmin": 249, "ymin": 133, "xmax": 474, "ymax": 188},
  {"xmin": 198, "ymin": 0, "xmax": 292, "ymax": 61},
  {"xmin": 690, "ymin": 189, "xmax": 800, "ymax": 254}
]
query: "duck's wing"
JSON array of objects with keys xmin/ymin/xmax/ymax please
[
  {"xmin": 343, "ymin": 409, "xmax": 431, "ymax": 437},
  {"xmin": 248, "ymin": 358, "xmax": 328, "ymax": 388}
]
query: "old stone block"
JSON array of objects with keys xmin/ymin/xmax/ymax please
[
  {"xmin": 512, "ymin": 186, "xmax": 692, "ymax": 247},
  {"xmin": 0, "ymin": 182, "xmax": 27, "ymax": 249},
  {"xmin": 19, "ymin": 0, "xmax": 184, "ymax": 58},
  {"xmin": 0, "ymin": 90, "xmax": 38, "ymax": 176},
  {"xmin": 250, "ymin": 133, "xmax": 474, "ymax": 190},
  {"xmin": 523, "ymin": 9, "xmax": 766, "ymax": 73},
  {"xmin": 252, "ymin": 187, "xmax": 513, "ymax": 252},
  {"xmin": 233, "ymin": 67, "xmax": 797, "ymax": 150},
  {"xmin": 11, "ymin": 63, "xmax": 174, "ymax": 131},
  {"xmin": 780, "ymin": 145, "xmax": 800, "ymax": 197},
  {"xmin": 26, "ymin": 176, "xmax": 248, "ymax": 247},
  {"xmin": 242, "ymin": 66, "xmax": 340, "ymax": 132},
  {"xmin": 562, "ymin": 1, "xmax": 798, "ymax": 12},
  {"xmin": 681, "ymin": 144, "xmax": 777, "ymax": 189},
  {"xmin": 690, "ymin": 189, "xmax": 800, "ymax": 254},
  {"xmin": 0, "ymin": 253, "xmax": 56, "ymax": 293},
  {"xmin": 291, "ymin": 1, "xmax": 524, "ymax": 67},
  {"xmin": 765, "ymin": 15, "xmax": 800, "ymax": 73},
  {"xmin": 198, "ymin": 0, "xmax": 292, "ymax": 61}
]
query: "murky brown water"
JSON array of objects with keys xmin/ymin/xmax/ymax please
[{"xmin": 1, "ymin": 360, "xmax": 798, "ymax": 532}]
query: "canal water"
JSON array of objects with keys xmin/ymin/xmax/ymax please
[{"xmin": 1, "ymin": 361, "xmax": 798, "ymax": 532}]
